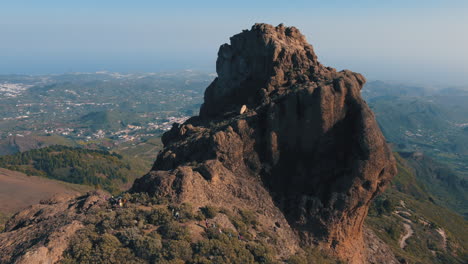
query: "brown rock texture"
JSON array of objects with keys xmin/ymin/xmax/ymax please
[
  {"xmin": 0, "ymin": 191, "xmax": 108, "ymax": 264},
  {"xmin": 132, "ymin": 23, "xmax": 397, "ymax": 263}
]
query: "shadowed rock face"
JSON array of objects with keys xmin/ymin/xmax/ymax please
[{"xmin": 132, "ymin": 23, "xmax": 397, "ymax": 263}]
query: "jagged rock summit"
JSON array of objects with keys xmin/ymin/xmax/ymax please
[
  {"xmin": 132, "ymin": 23, "xmax": 397, "ymax": 263},
  {"xmin": 200, "ymin": 23, "xmax": 327, "ymax": 118}
]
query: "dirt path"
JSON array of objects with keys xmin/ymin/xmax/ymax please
[
  {"xmin": 436, "ymin": 228, "xmax": 447, "ymax": 250},
  {"xmin": 399, "ymin": 220, "xmax": 414, "ymax": 249}
]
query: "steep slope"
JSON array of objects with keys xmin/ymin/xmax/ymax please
[
  {"xmin": 366, "ymin": 153, "xmax": 467, "ymax": 264},
  {"xmin": 399, "ymin": 152, "xmax": 468, "ymax": 217},
  {"xmin": 132, "ymin": 23, "xmax": 397, "ymax": 263}
]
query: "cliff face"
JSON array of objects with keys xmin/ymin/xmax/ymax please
[{"xmin": 132, "ymin": 23, "xmax": 397, "ymax": 263}]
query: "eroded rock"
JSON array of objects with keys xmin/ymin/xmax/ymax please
[{"xmin": 132, "ymin": 23, "xmax": 397, "ymax": 263}]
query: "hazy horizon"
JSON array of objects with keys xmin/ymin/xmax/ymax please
[{"xmin": 1, "ymin": 0, "xmax": 468, "ymax": 86}]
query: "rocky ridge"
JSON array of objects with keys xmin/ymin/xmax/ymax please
[{"xmin": 132, "ymin": 23, "xmax": 397, "ymax": 263}]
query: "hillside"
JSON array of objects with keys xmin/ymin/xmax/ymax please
[
  {"xmin": 363, "ymin": 81, "xmax": 468, "ymax": 179},
  {"xmin": 366, "ymin": 153, "xmax": 467, "ymax": 264},
  {"xmin": 79, "ymin": 111, "xmax": 126, "ymax": 131},
  {"xmin": 399, "ymin": 152, "xmax": 468, "ymax": 217},
  {"xmin": 0, "ymin": 145, "xmax": 136, "ymax": 193},
  {"xmin": 0, "ymin": 168, "xmax": 93, "ymax": 231}
]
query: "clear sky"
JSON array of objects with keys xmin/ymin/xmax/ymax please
[{"xmin": 1, "ymin": 0, "xmax": 467, "ymax": 85}]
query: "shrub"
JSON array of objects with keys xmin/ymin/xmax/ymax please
[
  {"xmin": 116, "ymin": 210, "xmax": 137, "ymax": 228},
  {"xmin": 169, "ymin": 203, "xmax": 195, "ymax": 222},
  {"xmin": 163, "ymin": 240, "xmax": 193, "ymax": 261},
  {"xmin": 286, "ymin": 254, "xmax": 308, "ymax": 264},
  {"xmin": 239, "ymin": 209, "xmax": 258, "ymax": 226},
  {"xmin": 133, "ymin": 233, "xmax": 163, "ymax": 260},
  {"xmin": 129, "ymin": 192, "xmax": 149, "ymax": 204},
  {"xmin": 246, "ymin": 242, "xmax": 274, "ymax": 263},
  {"xmin": 63, "ymin": 228, "xmax": 142, "ymax": 264},
  {"xmin": 148, "ymin": 207, "xmax": 172, "ymax": 226},
  {"xmin": 158, "ymin": 222, "xmax": 190, "ymax": 241},
  {"xmin": 95, "ymin": 233, "xmax": 123, "ymax": 260},
  {"xmin": 117, "ymin": 227, "xmax": 143, "ymax": 247},
  {"xmin": 370, "ymin": 196, "xmax": 395, "ymax": 216},
  {"xmin": 193, "ymin": 238, "xmax": 255, "ymax": 264},
  {"xmin": 304, "ymin": 247, "xmax": 341, "ymax": 264},
  {"xmin": 201, "ymin": 206, "xmax": 218, "ymax": 219},
  {"xmin": 385, "ymin": 223, "xmax": 400, "ymax": 240}
]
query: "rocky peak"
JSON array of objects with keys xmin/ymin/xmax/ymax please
[
  {"xmin": 200, "ymin": 23, "xmax": 339, "ymax": 118},
  {"xmin": 133, "ymin": 23, "xmax": 397, "ymax": 263}
]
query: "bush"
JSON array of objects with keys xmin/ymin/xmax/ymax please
[
  {"xmin": 304, "ymin": 247, "xmax": 341, "ymax": 264},
  {"xmin": 193, "ymin": 238, "xmax": 255, "ymax": 264},
  {"xmin": 158, "ymin": 222, "xmax": 190, "ymax": 241},
  {"xmin": 385, "ymin": 223, "xmax": 400, "ymax": 240},
  {"xmin": 133, "ymin": 232, "xmax": 163, "ymax": 260},
  {"xmin": 63, "ymin": 227, "xmax": 142, "ymax": 264},
  {"xmin": 148, "ymin": 207, "xmax": 172, "ymax": 226},
  {"xmin": 286, "ymin": 254, "xmax": 308, "ymax": 264},
  {"xmin": 246, "ymin": 242, "xmax": 274, "ymax": 263},
  {"xmin": 239, "ymin": 209, "xmax": 258, "ymax": 226},
  {"xmin": 170, "ymin": 203, "xmax": 195, "ymax": 222},
  {"xmin": 201, "ymin": 206, "xmax": 218, "ymax": 219},
  {"xmin": 370, "ymin": 196, "xmax": 395, "ymax": 216},
  {"xmin": 117, "ymin": 227, "xmax": 143, "ymax": 247},
  {"xmin": 163, "ymin": 240, "xmax": 193, "ymax": 261},
  {"xmin": 116, "ymin": 210, "xmax": 137, "ymax": 228}
]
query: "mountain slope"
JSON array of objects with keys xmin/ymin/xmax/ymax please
[
  {"xmin": 363, "ymin": 81, "xmax": 468, "ymax": 179},
  {"xmin": 366, "ymin": 153, "xmax": 467, "ymax": 264},
  {"xmin": 399, "ymin": 152, "xmax": 468, "ymax": 217}
]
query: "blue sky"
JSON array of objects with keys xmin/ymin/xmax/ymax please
[{"xmin": 1, "ymin": 0, "xmax": 467, "ymax": 85}]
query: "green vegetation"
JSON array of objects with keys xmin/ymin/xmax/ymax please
[
  {"xmin": 399, "ymin": 152, "xmax": 468, "ymax": 217},
  {"xmin": 61, "ymin": 193, "xmax": 344, "ymax": 264},
  {"xmin": 200, "ymin": 206, "xmax": 218, "ymax": 219},
  {"xmin": 364, "ymin": 82, "xmax": 468, "ymax": 179},
  {"xmin": 0, "ymin": 72, "xmax": 208, "ymax": 158},
  {"xmin": 286, "ymin": 248, "xmax": 343, "ymax": 264},
  {"xmin": 0, "ymin": 145, "xmax": 134, "ymax": 193},
  {"xmin": 367, "ymin": 153, "xmax": 468, "ymax": 264},
  {"xmin": 79, "ymin": 110, "xmax": 139, "ymax": 131},
  {"xmin": 61, "ymin": 194, "xmax": 283, "ymax": 264}
]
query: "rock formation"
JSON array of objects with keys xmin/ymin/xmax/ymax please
[
  {"xmin": 0, "ymin": 192, "xmax": 107, "ymax": 264},
  {"xmin": 132, "ymin": 23, "xmax": 397, "ymax": 263}
]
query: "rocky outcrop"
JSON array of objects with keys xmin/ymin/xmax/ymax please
[
  {"xmin": 0, "ymin": 191, "xmax": 107, "ymax": 264},
  {"xmin": 132, "ymin": 23, "xmax": 397, "ymax": 263}
]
